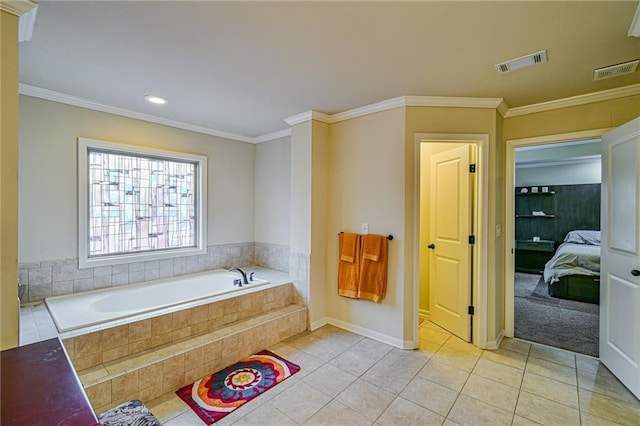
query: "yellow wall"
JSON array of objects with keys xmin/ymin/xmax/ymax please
[
  {"xmin": 1, "ymin": 10, "xmax": 20, "ymax": 350},
  {"xmin": 406, "ymin": 106, "xmax": 502, "ymax": 344},
  {"xmin": 310, "ymin": 120, "xmax": 329, "ymax": 326},
  {"xmin": 503, "ymin": 95, "xmax": 640, "ymax": 141}
]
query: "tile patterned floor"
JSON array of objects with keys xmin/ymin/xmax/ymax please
[
  {"xmin": 141, "ymin": 321, "xmax": 640, "ymax": 426},
  {"xmin": 17, "ymin": 305, "xmax": 640, "ymax": 425}
]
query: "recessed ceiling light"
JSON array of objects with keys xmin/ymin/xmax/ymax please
[{"xmin": 144, "ymin": 95, "xmax": 168, "ymax": 105}]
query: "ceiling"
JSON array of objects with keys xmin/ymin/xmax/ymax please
[{"xmin": 18, "ymin": 1, "xmax": 640, "ymax": 142}]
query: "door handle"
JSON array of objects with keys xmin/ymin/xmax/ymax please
[
  {"xmin": 427, "ymin": 244, "xmax": 435, "ymax": 249},
  {"xmin": 632, "ymin": 269, "xmax": 640, "ymax": 277}
]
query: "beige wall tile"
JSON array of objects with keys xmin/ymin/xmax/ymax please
[
  {"xmin": 74, "ymin": 331, "xmax": 103, "ymax": 358},
  {"xmin": 102, "ymin": 325, "xmax": 129, "ymax": 348},
  {"xmin": 129, "ymin": 338, "xmax": 152, "ymax": 354},
  {"xmin": 191, "ymin": 305, "xmax": 208, "ymax": 324},
  {"xmin": 139, "ymin": 383, "xmax": 164, "ymax": 403},
  {"xmin": 139, "ymin": 362, "xmax": 164, "ymax": 389},
  {"xmin": 151, "ymin": 333, "xmax": 172, "ymax": 348},
  {"xmin": 185, "ymin": 365, "xmax": 205, "ymax": 384},
  {"xmin": 163, "ymin": 353, "xmax": 185, "ymax": 377},
  {"xmin": 151, "ymin": 315, "xmax": 173, "ymax": 337},
  {"xmin": 172, "ymin": 309, "xmax": 192, "ymax": 330},
  {"xmin": 111, "ymin": 371, "xmax": 139, "ymax": 402},
  {"xmin": 62, "ymin": 338, "xmax": 75, "ymax": 359},
  {"xmin": 190, "ymin": 321, "xmax": 209, "ymax": 335},
  {"xmin": 102, "ymin": 345, "xmax": 129, "ymax": 363},
  {"xmin": 208, "ymin": 302, "xmax": 223, "ymax": 320},
  {"xmin": 129, "ymin": 319, "xmax": 151, "ymax": 342},
  {"xmin": 163, "ymin": 373, "xmax": 185, "ymax": 393},
  {"xmin": 73, "ymin": 352, "xmax": 103, "ymax": 371},
  {"xmin": 204, "ymin": 340, "xmax": 221, "ymax": 364},
  {"xmin": 172, "ymin": 327, "xmax": 191, "ymax": 341},
  {"xmin": 85, "ymin": 380, "xmax": 112, "ymax": 409},
  {"xmin": 79, "ymin": 366, "xmax": 110, "ymax": 385},
  {"xmin": 185, "ymin": 347, "xmax": 204, "ymax": 367}
]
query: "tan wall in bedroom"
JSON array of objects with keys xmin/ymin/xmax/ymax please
[
  {"xmin": 406, "ymin": 106, "xmax": 502, "ymax": 344},
  {"xmin": 19, "ymin": 96, "xmax": 256, "ymax": 263},
  {"xmin": 1, "ymin": 10, "xmax": 20, "ymax": 350},
  {"xmin": 326, "ymin": 107, "xmax": 407, "ymax": 344}
]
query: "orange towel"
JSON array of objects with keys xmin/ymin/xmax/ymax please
[
  {"xmin": 362, "ymin": 233, "xmax": 382, "ymax": 261},
  {"xmin": 358, "ymin": 234, "xmax": 388, "ymax": 303},
  {"xmin": 338, "ymin": 233, "xmax": 361, "ymax": 299},
  {"xmin": 340, "ymin": 232, "xmax": 358, "ymax": 263}
]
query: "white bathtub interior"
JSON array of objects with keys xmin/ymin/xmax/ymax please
[{"xmin": 45, "ymin": 269, "xmax": 270, "ymax": 333}]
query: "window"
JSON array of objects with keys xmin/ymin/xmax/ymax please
[{"xmin": 78, "ymin": 138, "xmax": 207, "ymax": 268}]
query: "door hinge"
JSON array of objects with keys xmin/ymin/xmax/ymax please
[
  {"xmin": 469, "ymin": 164, "xmax": 476, "ymax": 173},
  {"xmin": 468, "ymin": 306, "xmax": 475, "ymax": 315},
  {"xmin": 469, "ymin": 235, "xmax": 475, "ymax": 244}
]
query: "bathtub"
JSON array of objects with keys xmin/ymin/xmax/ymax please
[{"xmin": 45, "ymin": 269, "xmax": 270, "ymax": 333}]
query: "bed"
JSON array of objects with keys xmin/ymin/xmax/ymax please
[{"xmin": 543, "ymin": 230, "xmax": 601, "ymax": 304}]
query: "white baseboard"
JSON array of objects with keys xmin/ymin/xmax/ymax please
[
  {"xmin": 309, "ymin": 316, "xmax": 329, "ymax": 331},
  {"xmin": 486, "ymin": 329, "xmax": 504, "ymax": 350},
  {"xmin": 318, "ymin": 317, "xmax": 412, "ymax": 349}
]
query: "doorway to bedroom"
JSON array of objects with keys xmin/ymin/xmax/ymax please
[{"xmin": 511, "ymin": 138, "xmax": 602, "ymax": 357}]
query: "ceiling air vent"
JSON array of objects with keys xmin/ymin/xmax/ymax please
[
  {"xmin": 495, "ymin": 50, "xmax": 547, "ymax": 74},
  {"xmin": 593, "ymin": 59, "xmax": 639, "ymax": 81}
]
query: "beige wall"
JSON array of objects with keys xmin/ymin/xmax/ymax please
[
  {"xmin": 327, "ymin": 108, "xmax": 407, "ymax": 344},
  {"xmin": 406, "ymin": 107, "xmax": 502, "ymax": 344},
  {"xmin": 290, "ymin": 120, "xmax": 312, "ymax": 254},
  {"xmin": 1, "ymin": 10, "xmax": 20, "ymax": 349},
  {"xmin": 503, "ymin": 95, "xmax": 640, "ymax": 141},
  {"xmin": 18, "ymin": 96, "xmax": 256, "ymax": 263},
  {"xmin": 255, "ymin": 136, "xmax": 290, "ymax": 246}
]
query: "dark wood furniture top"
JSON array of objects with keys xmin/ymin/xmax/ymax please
[{"xmin": 1, "ymin": 337, "xmax": 99, "ymax": 426}]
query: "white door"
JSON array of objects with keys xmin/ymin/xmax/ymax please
[
  {"xmin": 428, "ymin": 145, "xmax": 473, "ymax": 341},
  {"xmin": 600, "ymin": 116, "xmax": 640, "ymax": 399}
]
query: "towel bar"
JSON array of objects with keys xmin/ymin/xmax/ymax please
[{"xmin": 338, "ymin": 232, "xmax": 393, "ymax": 240}]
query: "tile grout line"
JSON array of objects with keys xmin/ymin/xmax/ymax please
[{"xmin": 511, "ymin": 343, "xmax": 532, "ymax": 425}]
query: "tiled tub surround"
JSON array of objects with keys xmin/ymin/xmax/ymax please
[
  {"xmin": 19, "ymin": 242, "xmax": 291, "ymax": 303},
  {"xmin": 255, "ymin": 242, "xmax": 290, "ymax": 273},
  {"xmin": 62, "ymin": 282, "xmax": 306, "ymax": 413},
  {"xmin": 46, "ymin": 269, "xmax": 271, "ymax": 333}
]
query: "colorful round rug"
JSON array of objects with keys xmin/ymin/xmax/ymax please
[{"xmin": 175, "ymin": 349, "xmax": 300, "ymax": 424}]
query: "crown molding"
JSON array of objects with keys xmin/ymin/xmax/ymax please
[
  {"xmin": 0, "ymin": 0, "xmax": 37, "ymax": 16},
  {"xmin": 285, "ymin": 95, "xmax": 508, "ymax": 127},
  {"xmin": 331, "ymin": 96, "xmax": 406, "ymax": 123},
  {"xmin": 403, "ymin": 95, "xmax": 504, "ymax": 110},
  {"xmin": 254, "ymin": 128, "xmax": 291, "ymax": 144},
  {"xmin": 19, "ymin": 84, "xmax": 256, "ymax": 143},
  {"xmin": 504, "ymin": 83, "xmax": 640, "ymax": 118},
  {"xmin": 284, "ymin": 110, "xmax": 332, "ymax": 126}
]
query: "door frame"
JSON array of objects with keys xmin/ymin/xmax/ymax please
[
  {"xmin": 414, "ymin": 133, "xmax": 488, "ymax": 349},
  {"xmin": 503, "ymin": 128, "xmax": 611, "ymax": 337}
]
